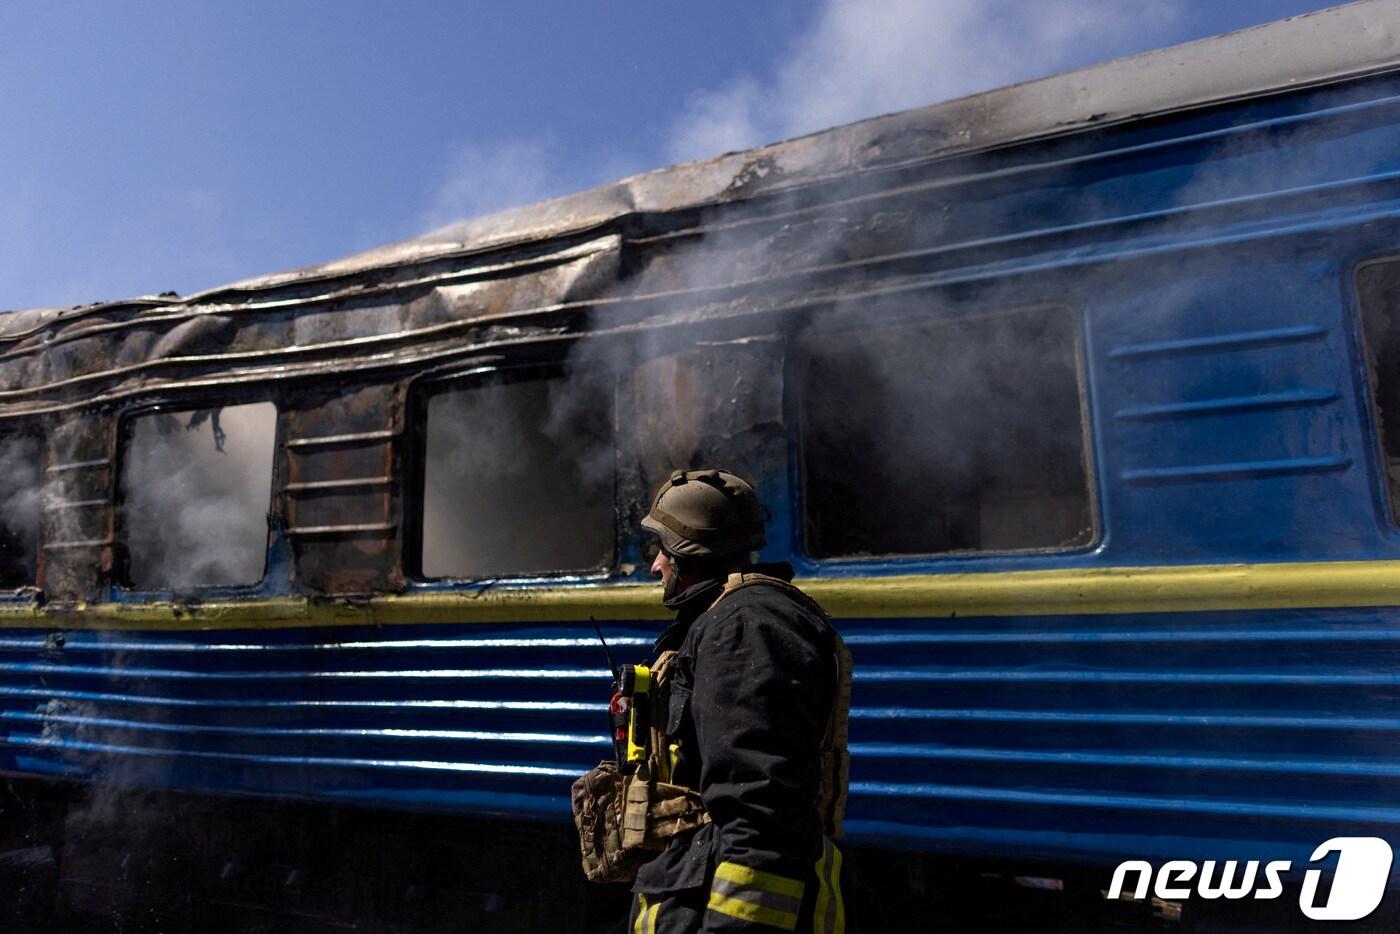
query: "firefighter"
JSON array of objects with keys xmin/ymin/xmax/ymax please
[{"xmin": 629, "ymin": 467, "xmax": 850, "ymax": 934}]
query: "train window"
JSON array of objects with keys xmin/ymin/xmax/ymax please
[
  {"xmin": 418, "ymin": 371, "xmax": 614, "ymax": 579},
  {"xmin": 119, "ymin": 402, "xmax": 277, "ymax": 590},
  {"xmin": 0, "ymin": 435, "xmax": 41, "ymax": 588},
  {"xmin": 626, "ymin": 339, "xmax": 785, "ymax": 517},
  {"xmin": 1357, "ymin": 258, "xmax": 1400, "ymax": 524},
  {"xmin": 797, "ymin": 304, "xmax": 1093, "ymax": 559}
]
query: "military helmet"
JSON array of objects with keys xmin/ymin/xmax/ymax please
[{"xmin": 641, "ymin": 468, "xmax": 766, "ymax": 557}]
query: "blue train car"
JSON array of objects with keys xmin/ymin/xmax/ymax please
[{"xmin": 2, "ymin": 2, "xmax": 1400, "ymax": 928}]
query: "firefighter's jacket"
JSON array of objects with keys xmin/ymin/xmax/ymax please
[{"xmin": 629, "ymin": 564, "xmax": 847, "ymax": 934}]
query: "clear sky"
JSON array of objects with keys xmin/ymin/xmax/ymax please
[{"xmin": 0, "ymin": 0, "xmax": 1346, "ymax": 311}]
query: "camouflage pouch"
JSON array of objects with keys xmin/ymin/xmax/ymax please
[
  {"xmin": 572, "ymin": 760, "xmax": 638, "ymax": 883},
  {"xmin": 572, "ymin": 760, "xmax": 709, "ymax": 884}
]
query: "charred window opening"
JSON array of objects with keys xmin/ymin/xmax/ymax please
[
  {"xmin": 798, "ymin": 304, "xmax": 1093, "ymax": 559},
  {"xmin": 0, "ymin": 434, "xmax": 41, "ymax": 588},
  {"xmin": 119, "ymin": 402, "xmax": 277, "ymax": 590},
  {"xmin": 625, "ymin": 340, "xmax": 786, "ymax": 531},
  {"xmin": 418, "ymin": 370, "xmax": 615, "ymax": 580},
  {"xmin": 1356, "ymin": 258, "xmax": 1400, "ymax": 524}
]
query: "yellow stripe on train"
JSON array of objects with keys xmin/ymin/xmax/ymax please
[{"xmin": 1, "ymin": 559, "xmax": 1399, "ymax": 630}]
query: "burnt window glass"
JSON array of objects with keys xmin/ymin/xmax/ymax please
[
  {"xmin": 798, "ymin": 304, "xmax": 1093, "ymax": 559},
  {"xmin": 0, "ymin": 435, "xmax": 41, "ymax": 587},
  {"xmin": 120, "ymin": 402, "xmax": 277, "ymax": 590},
  {"xmin": 419, "ymin": 372, "xmax": 614, "ymax": 579},
  {"xmin": 1357, "ymin": 258, "xmax": 1400, "ymax": 523}
]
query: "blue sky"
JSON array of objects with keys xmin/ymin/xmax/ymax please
[{"xmin": 0, "ymin": 0, "xmax": 1343, "ymax": 311}]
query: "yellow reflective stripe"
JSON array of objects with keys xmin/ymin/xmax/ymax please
[
  {"xmin": 710, "ymin": 860, "xmax": 805, "ymax": 931},
  {"xmin": 830, "ymin": 844, "xmax": 845, "ymax": 934},
  {"xmin": 715, "ymin": 860, "xmax": 805, "ymax": 898},
  {"xmin": 707, "ymin": 892, "xmax": 799, "ymax": 931},
  {"xmin": 634, "ymin": 894, "xmax": 659, "ymax": 934},
  {"xmin": 813, "ymin": 838, "xmax": 845, "ymax": 934}
]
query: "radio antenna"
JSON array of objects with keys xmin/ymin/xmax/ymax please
[{"xmin": 589, "ymin": 616, "xmax": 619, "ymax": 681}]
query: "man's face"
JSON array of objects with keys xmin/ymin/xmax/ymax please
[{"xmin": 650, "ymin": 547, "xmax": 678, "ymax": 598}]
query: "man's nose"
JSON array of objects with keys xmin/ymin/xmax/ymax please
[{"xmin": 649, "ymin": 552, "xmax": 666, "ymax": 578}]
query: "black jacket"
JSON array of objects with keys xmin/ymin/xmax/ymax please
[{"xmin": 630, "ymin": 564, "xmax": 846, "ymax": 934}]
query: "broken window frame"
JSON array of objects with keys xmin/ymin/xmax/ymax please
[
  {"xmin": 405, "ymin": 362, "xmax": 620, "ymax": 585},
  {"xmin": 113, "ymin": 396, "xmax": 283, "ymax": 594},
  {"xmin": 790, "ymin": 299, "xmax": 1100, "ymax": 565},
  {"xmin": 0, "ymin": 427, "xmax": 44, "ymax": 592},
  {"xmin": 1352, "ymin": 253, "xmax": 1400, "ymax": 530}
]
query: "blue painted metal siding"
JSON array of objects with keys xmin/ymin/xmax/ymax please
[
  {"xmin": 1093, "ymin": 256, "xmax": 1374, "ymax": 564},
  {"xmin": 0, "ymin": 609, "xmax": 1397, "ymax": 870},
  {"xmin": 790, "ymin": 77, "xmax": 1400, "ymax": 579}
]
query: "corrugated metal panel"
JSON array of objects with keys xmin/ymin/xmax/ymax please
[{"xmin": 0, "ymin": 607, "xmax": 1395, "ymax": 867}]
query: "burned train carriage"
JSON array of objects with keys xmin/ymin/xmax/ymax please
[{"xmin": 3, "ymin": 1, "xmax": 1400, "ymax": 925}]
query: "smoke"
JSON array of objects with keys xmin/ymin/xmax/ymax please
[
  {"xmin": 546, "ymin": 1, "xmax": 1203, "ymax": 567},
  {"xmin": 667, "ymin": 0, "xmax": 1182, "ymax": 163},
  {"xmin": 419, "ymin": 139, "xmax": 566, "ymax": 233},
  {"xmin": 577, "ymin": 0, "xmax": 1184, "ymax": 559},
  {"xmin": 616, "ymin": 335, "xmax": 788, "ymax": 524},
  {"xmin": 415, "ymin": 327, "xmax": 793, "ymax": 583},
  {"xmin": 118, "ymin": 402, "xmax": 276, "ymax": 591},
  {"xmin": 797, "ymin": 296, "xmax": 1093, "ymax": 559},
  {"xmin": 410, "ymin": 0, "xmax": 1399, "ymax": 578},
  {"xmin": 30, "ymin": 409, "xmax": 282, "ymax": 902},
  {"xmin": 0, "ymin": 436, "xmax": 41, "ymax": 587},
  {"xmin": 410, "ymin": 0, "xmax": 1184, "ymax": 235},
  {"xmin": 420, "ymin": 374, "xmax": 615, "ymax": 580}
]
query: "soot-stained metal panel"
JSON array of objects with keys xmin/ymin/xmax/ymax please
[{"xmin": 284, "ymin": 383, "xmax": 405, "ymax": 594}]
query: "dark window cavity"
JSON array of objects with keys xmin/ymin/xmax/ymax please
[
  {"xmin": 120, "ymin": 402, "xmax": 277, "ymax": 590},
  {"xmin": 1357, "ymin": 258, "xmax": 1400, "ymax": 524},
  {"xmin": 797, "ymin": 305, "xmax": 1093, "ymax": 559},
  {"xmin": 0, "ymin": 435, "xmax": 42, "ymax": 587},
  {"xmin": 420, "ymin": 372, "xmax": 614, "ymax": 579},
  {"xmin": 626, "ymin": 338, "xmax": 786, "ymax": 519}
]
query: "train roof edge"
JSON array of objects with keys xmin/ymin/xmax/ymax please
[{"xmin": 10, "ymin": 0, "xmax": 1400, "ymax": 322}]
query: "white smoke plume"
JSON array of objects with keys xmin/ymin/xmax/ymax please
[
  {"xmin": 419, "ymin": 139, "xmax": 565, "ymax": 233},
  {"xmin": 0, "ymin": 436, "xmax": 41, "ymax": 586},
  {"xmin": 119, "ymin": 402, "xmax": 277, "ymax": 591},
  {"xmin": 412, "ymin": 0, "xmax": 1189, "ymax": 231},
  {"xmin": 666, "ymin": 0, "xmax": 1183, "ymax": 163}
]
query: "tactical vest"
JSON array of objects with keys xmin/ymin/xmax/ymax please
[{"xmin": 572, "ymin": 572, "xmax": 852, "ymax": 883}]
